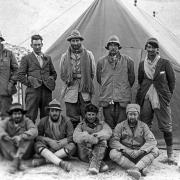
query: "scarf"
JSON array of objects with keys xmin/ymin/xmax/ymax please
[
  {"xmin": 61, "ymin": 46, "xmax": 94, "ymax": 94},
  {"xmin": 144, "ymin": 54, "xmax": 160, "ymax": 109},
  {"xmin": 48, "ymin": 116, "xmax": 62, "ymax": 140}
]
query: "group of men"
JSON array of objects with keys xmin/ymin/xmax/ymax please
[{"xmin": 0, "ymin": 29, "xmax": 176, "ymax": 180}]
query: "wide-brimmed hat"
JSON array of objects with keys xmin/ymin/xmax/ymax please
[
  {"xmin": 126, "ymin": 104, "xmax": 140, "ymax": 114},
  {"xmin": 0, "ymin": 31, "xmax": 5, "ymax": 41},
  {"xmin": 47, "ymin": 99, "xmax": 62, "ymax": 111},
  {"xmin": 7, "ymin": 103, "xmax": 27, "ymax": 115},
  {"xmin": 67, "ymin": 29, "xmax": 84, "ymax": 41},
  {"xmin": 105, "ymin": 35, "xmax": 122, "ymax": 50},
  {"xmin": 145, "ymin": 37, "xmax": 159, "ymax": 49}
]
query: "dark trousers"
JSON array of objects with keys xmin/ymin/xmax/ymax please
[
  {"xmin": 140, "ymin": 99, "xmax": 172, "ymax": 132},
  {"xmin": 25, "ymin": 85, "xmax": 52, "ymax": 122},
  {"xmin": 65, "ymin": 93, "xmax": 90, "ymax": 128},
  {"xmin": 0, "ymin": 139, "xmax": 34, "ymax": 160},
  {"xmin": 0, "ymin": 95, "xmax": 12, "ymax": 118},
  {"xmin": 103, "ymin": 102, "xmax": 127, "ymax": 129}
]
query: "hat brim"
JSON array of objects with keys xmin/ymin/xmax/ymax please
[
  {"xmin": 46, "ymin": 107, "xmax": 62, "ymax": 111},
  {"xmin": 67, "ymin": 36, "xmax": 84, "ymax": 42},
  {"xmin": 7, "ymin": 109, "xmax": 27, "ymax": 115},
  {"xmin": 105, "ymin": 42, "xmax": 122, "ymax": 50}
]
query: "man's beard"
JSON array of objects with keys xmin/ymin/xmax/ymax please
[
  {"xmin": 109, "ymin": 49, "xmax": 118, "ymax": 56},
  {"xmin": 128, "ymin": 118, "xmax": 137, "ymax": 127},
  {"xmin": 50, "ymin": 115, "xmax": 60, "ymax": 122},
  {"xmin": 14, "ymin": 117, "xmax": 23, "ymax": 124},
  {"xmin": 71, "ymin": 44, "xmax": 81, "ymax": 51}
]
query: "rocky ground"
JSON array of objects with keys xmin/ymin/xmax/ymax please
[{"xmin": 0, "ymin": 149, "xmax": 180, "ymax": 180}]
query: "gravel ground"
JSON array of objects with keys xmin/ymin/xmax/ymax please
[{"xmin": 0, "ymin": 150, "xmax": 179, "ymax": 180}]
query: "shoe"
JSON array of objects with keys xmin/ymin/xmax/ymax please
[
  {"xmin": 32, "ymin": 158, "xmax": 46, "ymax": 167},
  {"xmin": 9, "ymin": 157, "xmax": 20, "ymax": 174},
  {"xmin": 127, "ymin": 168, "xmax": 141, "ymax": 180},
  {"xmin": 141, "ymin": 167, "xmax": 148, "ymax": 176},
  {"xmin": 99, "ymin": 161, "xmax": 109, "ymax": 172},
  {"xmin": 88, "ymin": 167, "xmax": 98, "ymax": 175},
  {"xmin": 59, "ymin": 160, "xmax": 71, "ymax": 172}
]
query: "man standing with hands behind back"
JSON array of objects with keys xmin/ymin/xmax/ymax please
[{"xmin": 18, "ymin": 35, "xmax": 57, "ymax": 123}]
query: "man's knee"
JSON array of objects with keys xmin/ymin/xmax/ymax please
[
  {"xmin": 109, "ymin": 149, "xmax": 122, "ymax": 161},
  {"xmin": 65, "ymin": 142, "xmax": 76, "ymax": 156},
  {"xmin": 151, "ymin": 147, "xmax": 159, "ymax": 158}
]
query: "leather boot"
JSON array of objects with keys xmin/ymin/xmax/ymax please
[
  {"xmin": 167, "ymin": 146, "xmax": 177, "ymax": 165},
  {"xmin": 9, "ymin": 157, "xmax": 20, "ymax": 174},
  {"xmin": 88, "ymin": 146, "xmax": 106, "ymax": 175}
]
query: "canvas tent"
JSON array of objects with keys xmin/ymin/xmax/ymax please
[{"xmin": 46, "ymin": 0, "xmax": 180, "ymax": 149}]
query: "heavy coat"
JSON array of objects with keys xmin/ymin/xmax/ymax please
[
  {"xmin": 0, "ymin": 48, "xmax": 18, "ymax": 95},
  {"xmin": 136, "ymin": 58, "xmax": 175, "ymax": 107},
  {"xmin": 18, "ymin": 52, "xmax": 57, "ymax": 91},
  {"xmin": 110, "ymin": 120, "xmax": 157, "ymax": 153},
  {"xmin": 0, "ymin": 116, "xmax": 38, "ymax": 140}
]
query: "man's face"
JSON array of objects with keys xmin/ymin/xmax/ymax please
[
  {"xmin": 127, "ymin": 111, "xmax": 139, "ymax": 125},
  {"xmin": 49, "ymin": 108, "xmax": 61, "ymax": 122},
  {"xmin": 31, "ymin": 39, "xmax": 43, "ymax": 55},
  {"xmin": 108, "ymin": 42, "xmax": 119, "ymax": 56},
  {"xmin": 85, "ymin": 112, "xmax": 97, "ymax": 123},
  {"xmin": 11, "ymin": 110, "xmax": 23, "ymax": 124},
  {"xmin": 70, "ymin": 38, "xmax": 82, "ymax": 50},
  {"xmin": 146, "ymin": 43, "xmax": 158, "ymax": 58}
]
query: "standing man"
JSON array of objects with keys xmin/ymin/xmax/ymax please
[
  {"xmin": 73, "ymin": 104, "xmax": 112, "ymax": 175},
  {"xmin": 110, "ymin": 104, "xmax": 159, "ymax": 180},
  {"xmin": 136, "ymin": 37, "xmax": 176, "ymax": 165},
  {"xmin": 0, "ymin": 32, "xmax": 18, "ymax": 118},
  {"xmin": 60, "ymin": 29, "xmax": 95, "ymax": 128},
  {"xmin": 18, "ymin": 34, "xmax": 57, "ymax": 123},
  {"xmin": 33, "ymin": 99, "xmax": 76, "ymax": 172},
  {"xmin": 96, "ymin": 35, "xmax": 135, "ymax": 129},
  {"xmin": 0, "ymin": 103, "xmax": 38, "ymax": 173}
]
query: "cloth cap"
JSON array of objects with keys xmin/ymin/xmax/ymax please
[
  {"xmin": 126, "ymin": 104, "xmax": 140, "ymax": 114},
  {"xmin": 47, "ymin": 99, "xmax": 62, "ymax": 110},
  {"xmin": 67, "ymin": 29, "xmax": 84, "ymax": 41},
  {"xmin": 145, "ymin": 37, "xmax": 159, "ymax": 49},
  {"xmin": 105, "ymin": 35, "xmax": 122, "ymax": 50},
  {"xmin": 0, "ymin": 31, "xmax": 5, "ymax": 41},
  {"xmin": 85, "ymin": 104, "xmax": 99, "ymax": 114},
  {"xmin": 7, "ymin": 103, "xmax": 27, "ymax": 115}
]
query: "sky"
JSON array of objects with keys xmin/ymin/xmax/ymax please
[{"xmin": 0, "ymin": 0, "xmax": 180, "ymax": 50}]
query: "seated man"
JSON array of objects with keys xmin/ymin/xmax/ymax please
[
  {"xmin": 0, "ymin": 103, "xmax": 38, "ymax": 173},
  {"xmin": 73, "ymin": 104, "xmax": 112, "ymax": 175},
  {"xmin": 33, "ymin": 99, "xmax": 76, "ymax": 172},
  {"xmin": 109, "ymin": 104, "xmax": 159, "ymax": 180}
]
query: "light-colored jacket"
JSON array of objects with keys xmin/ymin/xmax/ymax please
[
  {"xmin": 110, "ymin": 120, "xmax": 157, "ymax": 153},
  {"xmin": 0, "ymin": 116, "xmax": 38, "ymax": 140},
  {"xmin": 96, "ymin": 54, "xmax": 135, "ymax": 106},
  {"xmin": 60, "ymin": 50, "xmax": 96, "ymax": 103},
  {"xmin": 73, "ymin": 120, "xmax": 112, "ymax": 144},
  {"xmin": 0, "ymin": 47, "xmax": 18, "ymax": 95}
]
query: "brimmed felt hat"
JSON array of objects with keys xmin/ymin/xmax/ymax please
[
  {"xmin": 67, "ymin": 29, "xmax": 84, "ymax": 41},
  {"xmin": 47, "ymin": 99, "xmax": 62, "ymax": 111},
  {"xmin": 145, "ymin": 37, "xmax": 159, "ymax": 49},
  {"xmin": 105, "ymin": 35, "xmax": 122, "ymax": 50},
  {"xmin": 126, "ymin": 104, "xmax": 140, "ymax": 114},
  {"xmin": 0, "ymin": 31, "xmax": 5, "ymax": 41},
  {"xmin": 85, "ymin": 103, "xmax": 99, "ymax": 114},
  {"xmin": 7, "ymin": 103, "xmax": 27, "ymax": 115}
]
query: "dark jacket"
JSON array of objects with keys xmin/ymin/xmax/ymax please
[
  {"xmin": 0, "ymin": 47, "xmax": 18, "ymax": 95},
  {"xmin": 136, "ymin": 58, "xmax": 175, "ymax": 106},
  {"xmin": 18, "ymin": 52, "xmax": 57, "ymax": 91},
  {"xmin": 0, "ymin": 116, "xmax": 38, "ymax": 140},
  {"xmin": 37, "ymin": 115, "xmax": 74, "ymax": 143}
]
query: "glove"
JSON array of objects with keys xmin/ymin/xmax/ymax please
[
  {"xmin": 56, "ymin": 138, "xmax": 68, "ymax": 149},
  {"xmin": 2, "ymin": 135, "xmax": 12, "ymax": 142},
  {"xmin": 47, "ymin": 139, "xmax": 61, "ymax": 151},
  {"xmin": 7, "ymin": 82, "xmax": 17, "ymax": 95},
  {"xmin": 12, "ymin": 135, "xmax": 22, "ymax": 147},
  {"xmin": 85, "ymin": 134, "xmax": 98, "ymax": 145}
]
